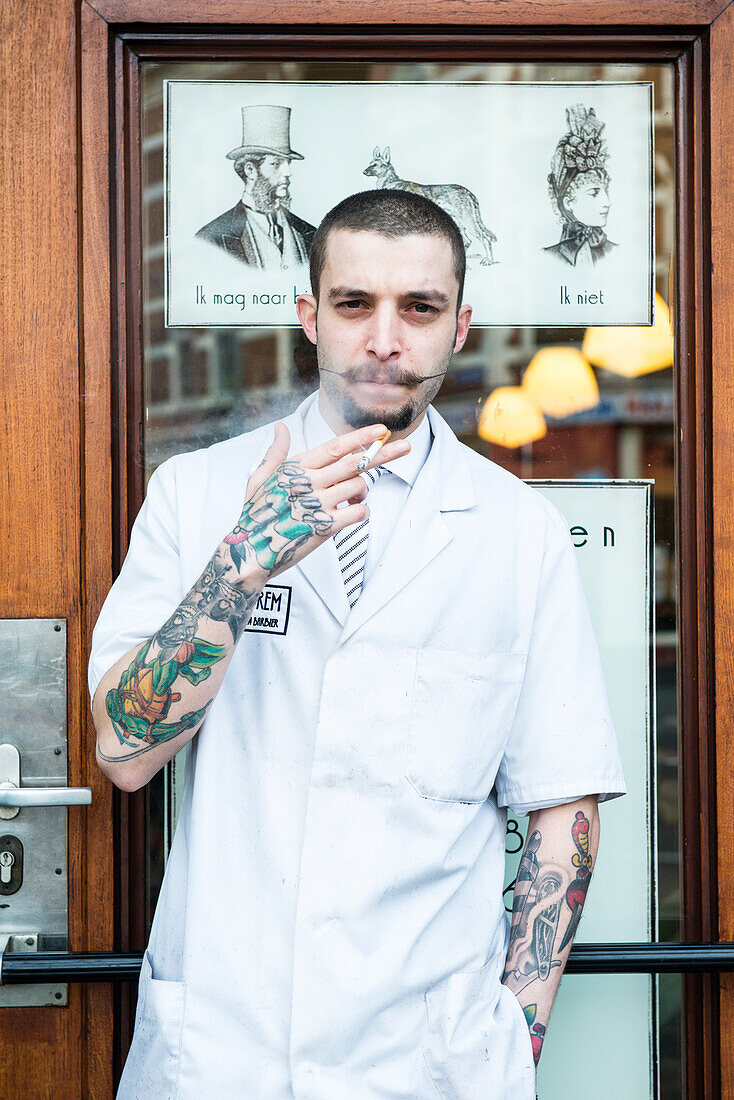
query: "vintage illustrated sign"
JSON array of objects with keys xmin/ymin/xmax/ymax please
[
  {"xmin": 505, "ymin": 481, "xmax": 656, "ymax": 1098},
  {"xmin": 164, "ymin": 80, "xmax": 654, "ymax": 328}
]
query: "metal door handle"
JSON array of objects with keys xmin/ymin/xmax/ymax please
[
  {"xmin": 0, "ymin": 786, "xmax": 92, "ymax": 808},
  {"xmin": 0, "ymin": 744, "xmax": 92, "ymax": 819}
]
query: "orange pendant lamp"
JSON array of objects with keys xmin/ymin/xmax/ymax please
[
  {"xmin": 582, "ymin": 293, "xmax": 674, "ymax": 378},
  {"xmin": 478, "ymin": 387, "xmax": 547, "ymax": 448},
  {"xmin": 521, "ymin": 346, "xmax": 600, "ymax": 419}
]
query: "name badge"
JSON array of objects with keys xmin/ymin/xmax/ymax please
[{"xmin": 245, "ymin": 584, "xmax": 292, "ymax": 636}]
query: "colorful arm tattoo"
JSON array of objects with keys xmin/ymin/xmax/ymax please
[
  {"xmin": 104, "ymin": 637, "xmax": 219, "ymax": 754},
  {"xmin": 100, "ymin": 458, "xmax": 333, "ymax": 761},
  {"xmin": 560, "ymin": 810, "xmax": 593, "ymax": 950},
  {"xmin": 225, "ymin": 462, "xmax": 333, "ymax": 575},
  {"xmin": 502, "ymin": 810, "xmax": 594, "ymax": 1067}
]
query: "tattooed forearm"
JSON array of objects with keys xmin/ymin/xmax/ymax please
[
  {"xmin": 560, "ymin": 810, "xmax": 594, "ymax": 949},
  {"xmin": 103, "ymin": 635, "xmax": 221, "ymax": 754},
  {"xmin": 99, "ymin": 458, "xmax": 333, "ymax": 763},
  {"xmin": 157, "ymin": 552, "xmax": 258, "ymax": 653},
  {"xmin": 509, "ymin": 829, "xmax": 541, "ymax": 938},
  {"xmin": 504, "ymin": 833, "xmax": 566, "ymax": 995},
  {"xmin": 102, "ymin": 545, "xmax": 260, "ymax": 756},
  {"xmin": 97, "ymin": 699, "xmax": 213, "ymax": 761},
  {"xmin": 502, "ymin": 801, "xmax": 598, "ymax": 1069}
]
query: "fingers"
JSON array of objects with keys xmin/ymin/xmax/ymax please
[
  {"xmin": 321, "ymin": 475, "xmax": 369, "ymax": 510},
  {"xmin": 329, "ymin": 501, "xmax": 370, "ymax": 534},
  {"xmin": 311, "ymin": 437, "xmax": 410, "ymax": 490},
  {"xmin": 246, "ymin": 423, "xmax": 290, "ymax": 496},
  {"xmin": 305, "ymin": 424, "xmax": 389, "ymax": 471}
]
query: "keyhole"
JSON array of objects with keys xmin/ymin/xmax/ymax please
[{"xmin": 0, "ymin": 851, "xmax": 15, "ymax": 884}]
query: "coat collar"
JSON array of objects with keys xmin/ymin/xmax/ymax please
[
  {"xmin": 424, "ymin": 402, "xmax": 477, "ymax": 514},
  {"xmin": 253, "ymin": 392, "xmax": 477, "ymax": 631},
  {"xmin": 339, "ymin": 402, "xmax": 475, "ymax": 642}
]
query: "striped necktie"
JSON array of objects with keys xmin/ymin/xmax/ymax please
[
  {"xmin": 333, "ymin": 466, "xmax": 386, "ymax": 607},
  {"xmin": 267, "ymin": 213, "xmax": 284, "ymax": 254}
]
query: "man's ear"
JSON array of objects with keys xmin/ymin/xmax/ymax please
[
  {"xmin": 296, "ymin": 293, "xmax": 318, "ymax": 345},
  {"xmin": 453, "ymin": 304, "xmax": 473, "ymax": 354}
]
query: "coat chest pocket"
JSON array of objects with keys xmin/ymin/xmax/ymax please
[{"xmin": 405, "ymin": 649, "xmax": 526, "ymax": 803}]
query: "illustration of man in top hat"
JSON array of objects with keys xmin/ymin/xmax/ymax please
[{"xmin": 196, "ymin": 104, "xmax": 316, "ymax": 270}]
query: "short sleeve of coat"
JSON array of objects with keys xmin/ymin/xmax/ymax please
[
  {"xmin": 494, "ymin": 506, "xmax": 627, "ymax": 816},
  {"xmin": 88, "ymin": 460, "xmax": 184, "ymax": 701}
]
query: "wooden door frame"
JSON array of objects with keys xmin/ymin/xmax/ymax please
[
  {"xmin": 2, "ymin": 1, "xmax": 117, "ymax": 1096},
  {"xmin": 78, "ymin": 2, "xmax": 734, "ymax": 1095}
]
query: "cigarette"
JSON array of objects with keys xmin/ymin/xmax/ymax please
[{"xmin": 356, "ymin": 431, "xmax": 391, "ymax": 472}]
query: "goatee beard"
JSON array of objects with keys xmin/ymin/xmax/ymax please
[{"xmin": 335, "ymin": 394, "xmax": 420, "ymax": 433}]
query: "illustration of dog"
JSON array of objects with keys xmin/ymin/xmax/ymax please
[{"xmin": 363, "ymin": 146, "xmax": 497, "ymax": 267}]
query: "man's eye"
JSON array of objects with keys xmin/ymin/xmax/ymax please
[
  {"xmin": 339, "ymin": 300, "xmax": 364, "ymax": 310},
  {"xmin": 412, "ymin": 302, "xmax": 436, "ymax": 314}
]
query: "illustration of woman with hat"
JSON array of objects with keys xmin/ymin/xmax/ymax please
[
  {"xmin": 543, "ymin": 104, "xmax": 617, "ymax": 268},
  {"xmin": 196, "ymin": 104, "xmax": 316, "ymax": 271}
]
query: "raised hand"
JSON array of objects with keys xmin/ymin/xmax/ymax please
[
  {"xmin": 94, "ymin": 421, "xmax": 409, "ymax": 784},
  {"xmin": 224, "ymin": 422, "xmax": 410, "ymax": 586}
]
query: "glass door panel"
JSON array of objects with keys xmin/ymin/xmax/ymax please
[{"xmin": 140, "ymin": 58, "xmax": 679, "ymax": 1098}]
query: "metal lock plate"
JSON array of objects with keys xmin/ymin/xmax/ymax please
[{"xmin": 0, "ymin": 619, "xmax": 69, "ymax": 1006}]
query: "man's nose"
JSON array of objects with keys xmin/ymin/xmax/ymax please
[{"xmin": 364, "ymin": 305, "xmax": 402, "ymax": 360}]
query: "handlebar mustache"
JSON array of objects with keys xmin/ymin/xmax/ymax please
[{"xmin": 318, "ymin": 368, "xmax": 446, "ymax": 383}]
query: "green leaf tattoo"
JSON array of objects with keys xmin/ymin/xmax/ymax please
[{"xmin": 105, "ymin": 637, "xmax": 225, "ymax": 749}]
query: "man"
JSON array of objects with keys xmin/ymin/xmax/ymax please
[
  {"xmin": 90, "ymin": 189, "xmax": 625, "ymax": 1099},
  {"xmin": 196, "ymin": 104, "xmax": 316, "ymax": 270}
]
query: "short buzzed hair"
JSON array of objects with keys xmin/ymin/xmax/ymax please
[{"xmin": 309, "ymin": 189, "xmax": 466, "ymax": 307}]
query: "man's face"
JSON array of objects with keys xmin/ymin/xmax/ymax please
[
  {"xmin": 296, "ymin": 229, "xmax": 472, "ymax": 436},
  {"xmin": 245, "ymin": 155, "xmax": 292, "ymax": 211}
]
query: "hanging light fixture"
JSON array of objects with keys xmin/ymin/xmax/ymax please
[
  {"xmin": 521, "ymin": 346, "xmax": 600, "ymax": 419},
  {"xmin": 478, "ymin": 387, "xmax": 547, "ymax": 448},
  {"xmin": 582, "ymin": 293, "xmax": 674, "ymax": 378}
]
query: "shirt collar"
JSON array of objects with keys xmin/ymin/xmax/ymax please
[
  {"xmin": 240, "ymin": 198, "xmax": 281, "ymax": 223},
  {"xmin": 303, "ymin": 390, "xmax": 432, "ymax": 488}
]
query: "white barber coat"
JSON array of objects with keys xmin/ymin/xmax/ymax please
[{"xmin": 89, "ymin": 392, "xmax": 626, "ymax": 1099}]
